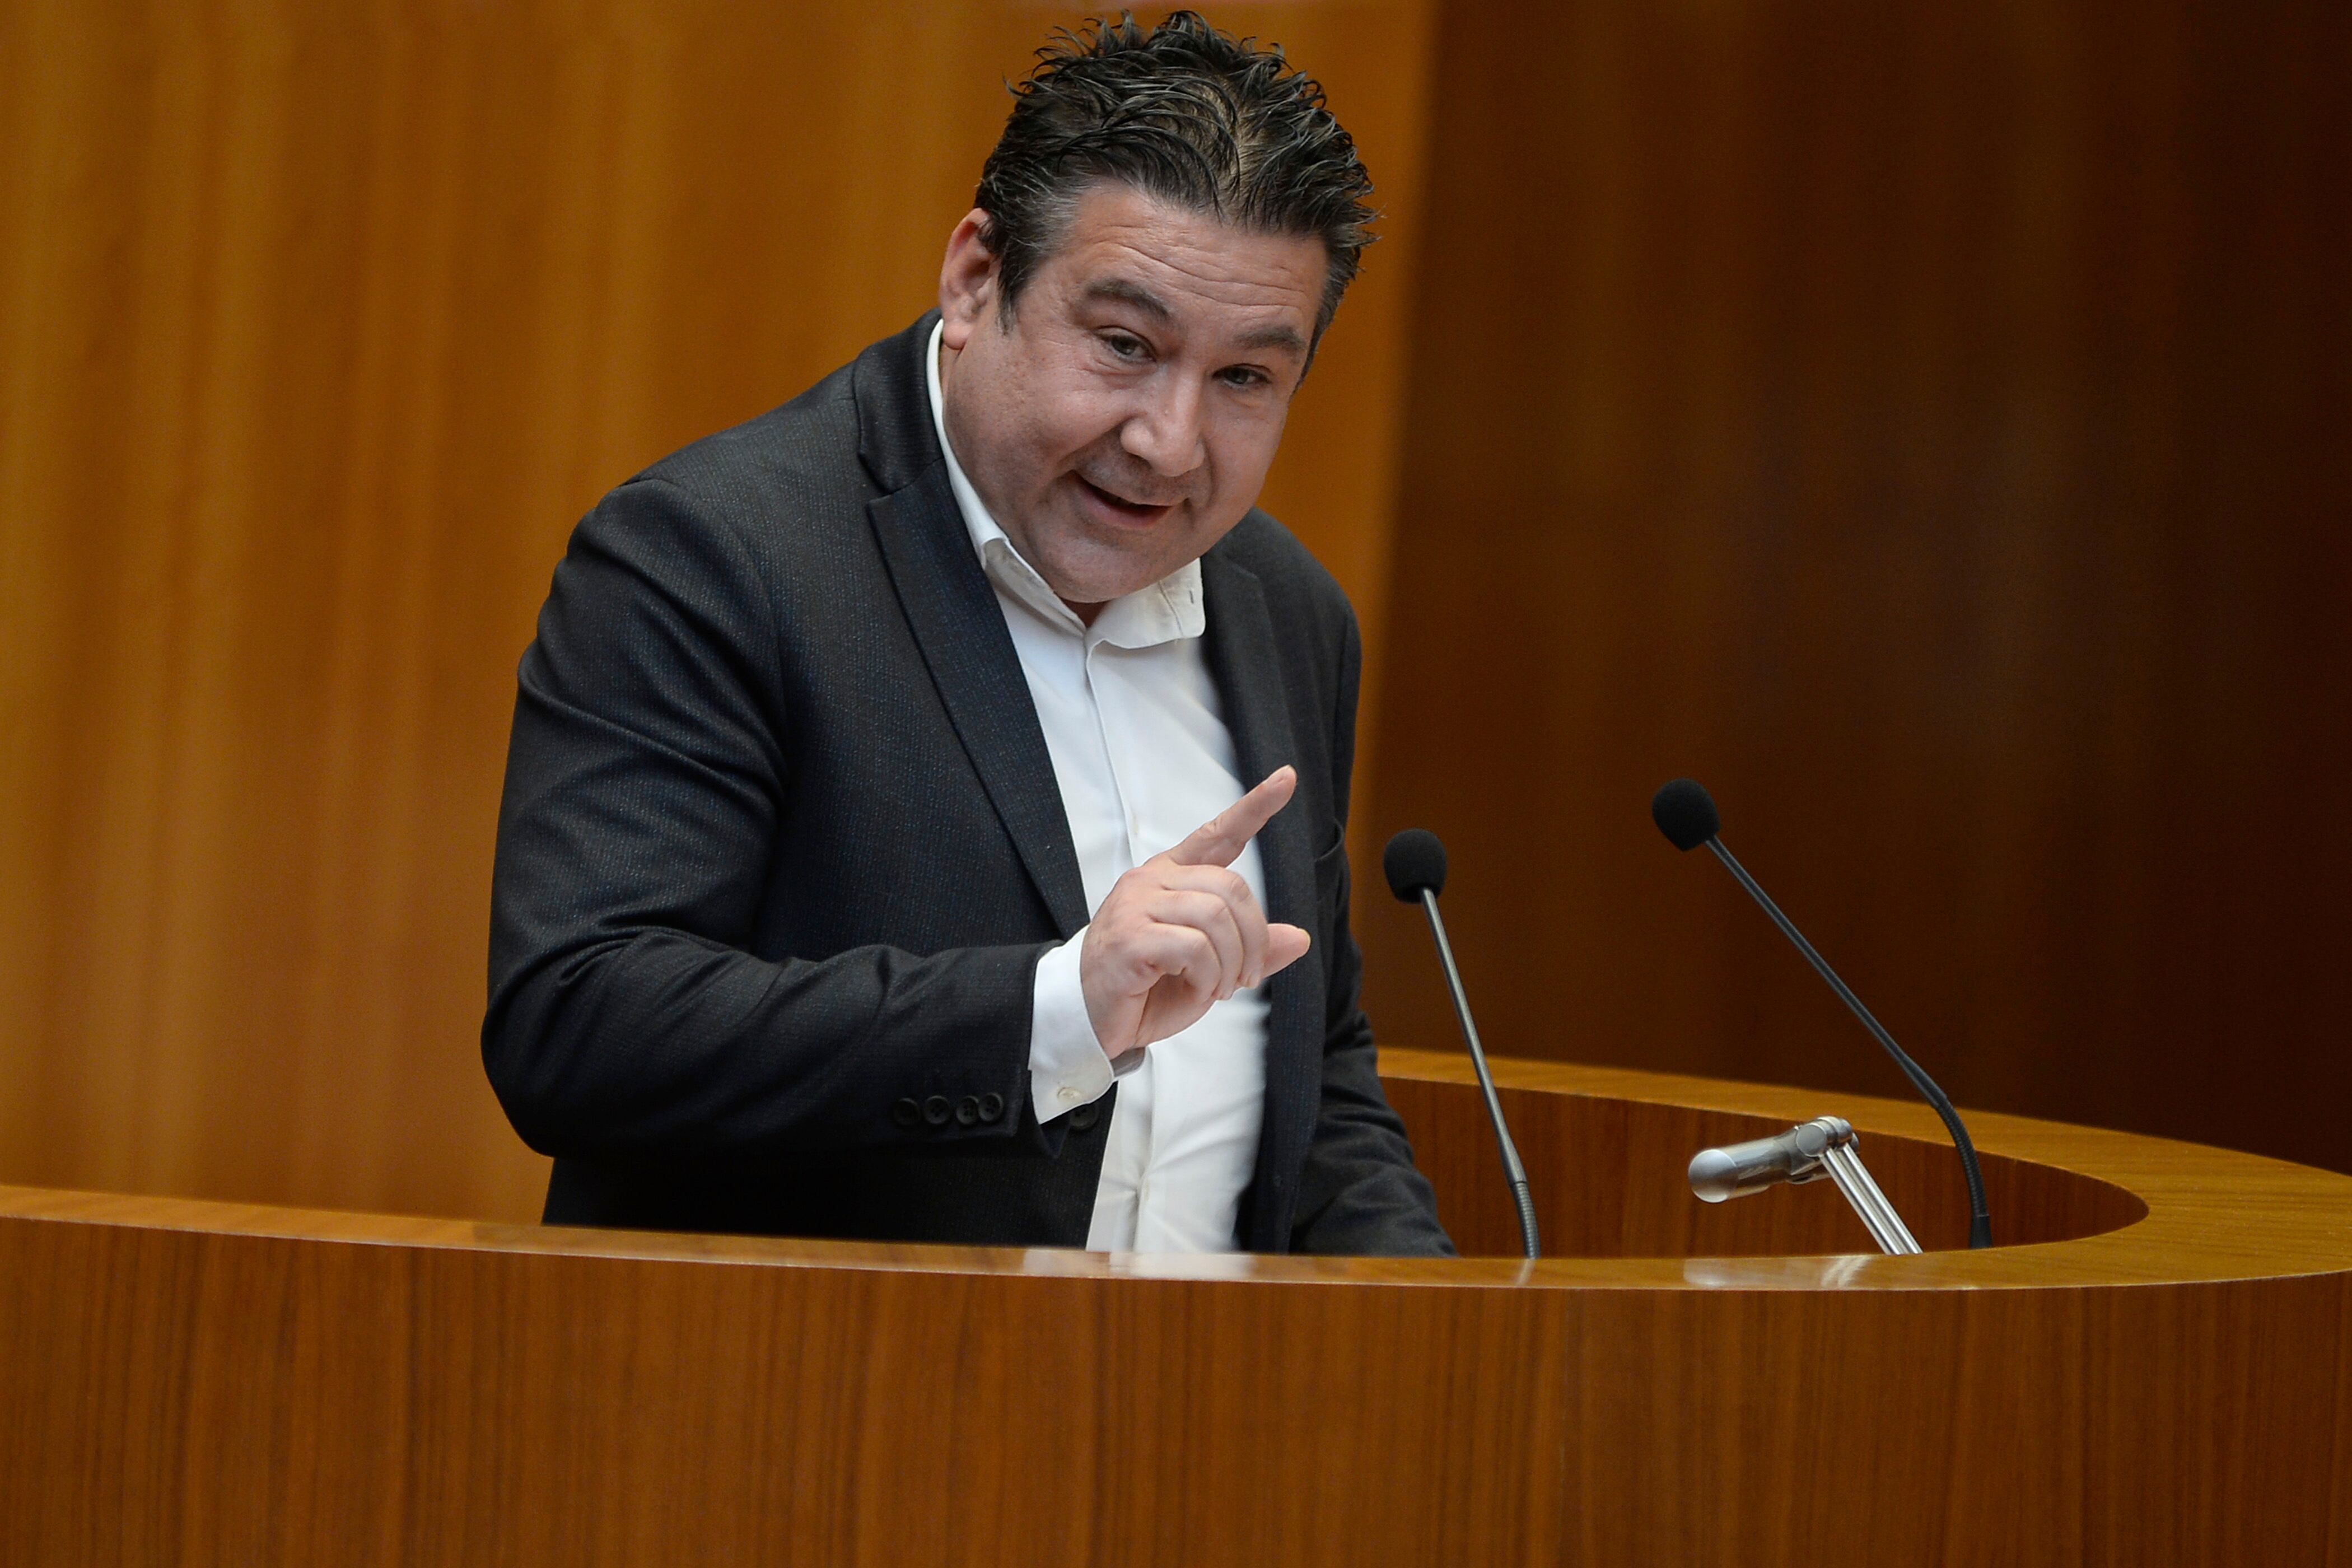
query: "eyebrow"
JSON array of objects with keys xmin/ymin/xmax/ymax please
[
  {"xmin": 1085, "ymin": 277, "xmax": 1173, "ymax": 322},
  {"xmin": 1081, "ymin": 277, "xmax": 1310, "ymax": 358}
]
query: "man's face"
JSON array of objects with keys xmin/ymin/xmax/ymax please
[{"xmin": 936, "ymin": 182, "xmax": 1326, "ymax": 615}]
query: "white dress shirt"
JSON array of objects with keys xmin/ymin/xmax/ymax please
[{"xmin": 926, "ymin": 320, "xmax": 1268, "ymax": 1253}]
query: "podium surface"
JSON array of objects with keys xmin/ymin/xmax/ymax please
[{"xmin": 6, "ymin": 1048, "xmax": 2349, "ymax": 1565}]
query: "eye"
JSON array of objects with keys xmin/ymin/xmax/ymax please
[
  {"xmin": 1217, "ymin": 365, "xmax": 1271, "ymax": 390},
  {"xmin": 1100, "ymin": 331, "xmax": 1151, "ymax": 362}
]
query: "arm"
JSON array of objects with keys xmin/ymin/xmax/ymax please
[
  {"xmin": 483, "ymin": 477, "xmax": 1040, "ymax": 1162},
  {"xmin": 1289, "ymin": 609, "xmax": 1458, "ymax": 1257}
]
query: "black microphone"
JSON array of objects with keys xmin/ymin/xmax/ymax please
[
  {"xmin": 1651, "ymin": 778, "xmax": 1994, "ymax": 1248},
  {"xmin": 1384, "ymin": 829, "xmax": 1540, "ymax": 1259}
]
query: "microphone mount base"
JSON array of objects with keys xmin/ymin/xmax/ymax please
[{"xmin": 1688, "ymin": 1117, "xmax": 1923, "ymax": 1256}]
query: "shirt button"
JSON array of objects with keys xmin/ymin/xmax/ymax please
[{"xmin": 1058, "ymin": 1085, "xmax": 1081, "ymax": 1104}]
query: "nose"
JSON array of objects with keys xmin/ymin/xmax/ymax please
[{"xmin": 1120, "ymin": 371, "xmax": 1208, "ymax": 479}]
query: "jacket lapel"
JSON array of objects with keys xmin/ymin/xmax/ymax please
[
  {"xmin": 1200, "ymin": 549, "xmax": 1319, "ymax": 1248},
  {"xmin": 858, "ymin": 320, "xmax": 1089, "ymax": 939}
]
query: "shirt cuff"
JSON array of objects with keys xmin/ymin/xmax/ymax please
[{"xmin": 1028, "ymin": 927, "xmax": 1122, "ymax": 1125}]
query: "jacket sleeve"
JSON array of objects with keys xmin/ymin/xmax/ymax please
[
  {"xmin": 483, "ymin": 476, "xmax": 1043, "ymax": 1163},
  {"xmin": 1288, "ymin": 607, "xmax": 1459, "ymax": 1257}
]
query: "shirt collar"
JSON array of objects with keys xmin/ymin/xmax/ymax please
[{"xmin": 926, "ymin": 319, "xmax": 1205, "ymax": 649}]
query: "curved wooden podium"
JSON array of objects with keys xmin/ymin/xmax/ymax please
[{"xmin": 6, "ymin": 1049, "xmax": 2350, "ymax": 1565}]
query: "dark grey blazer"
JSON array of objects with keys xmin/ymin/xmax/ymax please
[{"xmin": 484, "ymin": 312, "xmax": 1452, "ymax": 1257}]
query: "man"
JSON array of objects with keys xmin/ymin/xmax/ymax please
[{"xmin": 484, "ymin": 13, "xmax": 1452, "ymax": 1256}]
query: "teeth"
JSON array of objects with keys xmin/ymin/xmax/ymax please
[{"xmin": 1084, "ymin": 477, "xmax": 1170, "ymax": 511}]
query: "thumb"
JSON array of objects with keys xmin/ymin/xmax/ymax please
[{"xmin": 1259, "ymin": 922, "xmax": 1311, "ymax": 983}]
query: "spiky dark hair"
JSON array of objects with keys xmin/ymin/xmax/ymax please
[{"xmin": 973, "ymin": 11, "xmax": 1375, "ymax": 339}]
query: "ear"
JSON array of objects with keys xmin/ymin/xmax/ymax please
[{"xmin": 937, "ymin": 209, "xmax": 1001, "ymax": 351}]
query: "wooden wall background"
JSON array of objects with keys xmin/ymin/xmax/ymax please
[
  {"xmin": 0, "ymin": 2, "xmax": 1435, "ymax": 1221},
  {"xmin": 2, "ymin": 0, "xmax": 2344, "ymax": 1226},
  {"xmin": 1355, "ymin": 0, "xmax": 2352, "ymax": 1180}
]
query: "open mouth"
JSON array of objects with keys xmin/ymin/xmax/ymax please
[{"xmin": 1076, "ymin": 474, "xmax": 1176, "ymax": 526}]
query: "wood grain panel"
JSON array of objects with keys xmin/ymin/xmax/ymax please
[
  {"xmin": 6, "ymin": 1052, "xmax": 2351, "ymax": 1565},
  {"xmin": 0, "ymin": 2, "xmax": 1435, "ymax": 1220},
  {"xmin": 1360, "ymin": 0, "xmax": 2352, "ymax": 1173}
]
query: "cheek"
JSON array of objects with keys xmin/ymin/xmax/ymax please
[
  {"xmin": 1025, "ymin": 384, "xmax": 1135, "ymax": 470},
  {"xmin": 1205, "ymin": 408, "xmax": 1290, "ymax": 494},
  {"xmin": 985, "ymin": 373, "xmax": 1073, "ymax": 480}
]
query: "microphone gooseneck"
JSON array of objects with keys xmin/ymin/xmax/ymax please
[
  {"xmin": 1384, "ymin": 829, "xmax": 1540, "ymax": 1260},
  {"xmin": 1650, "ymin": 778, "xmax": 1995, "ymax": 1250}
]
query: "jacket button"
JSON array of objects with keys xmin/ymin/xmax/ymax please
[
  {"xmin": 922, "ymin": 1095, "xmax": 952, "ymax": 1127},
  {"xmin": 955, "ymin": 1095, "xmax": 980, "ymax": 1127},
  {"xmin": 1069, "ymin": 1102, "xmax": 1100, "ymax": 1132},
  {"xmin": 977, "ymin": 1091, "xmax": 1005, "ymax": 1124},
  {"xmin": 892, "ymin": 1098, "xmax": 921, "ymax": 1130}
]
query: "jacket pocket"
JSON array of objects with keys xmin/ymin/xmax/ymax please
[{"xmin": 1309, "ymin": 833, "xmax": 1349, "ymax": 938}]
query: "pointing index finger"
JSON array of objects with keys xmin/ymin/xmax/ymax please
[{"xmin": 1166, "ymin": 766, "xmax": 1296, "ymax": 869}]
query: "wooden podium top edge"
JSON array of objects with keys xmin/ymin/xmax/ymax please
[{"xmin": 5, "ymin": 1048, "xmax": 2348, "ymax": 1295}]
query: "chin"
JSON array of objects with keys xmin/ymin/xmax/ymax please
[
  {"xmin": 1027, "ymin": 514, "xmax": 1187, "ymax": 602},
  {"xmin": 1030, "ymin": 543, "xmax": 1170, "ymax": 605},
  {"xmin": 1048, "ymin": 562, "xmax": 1167, "ymax": 606}
]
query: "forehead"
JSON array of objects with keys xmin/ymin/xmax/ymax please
[{"xmin": 1036, "ymin": 182, "xmax": 1326, "ymax": 346}]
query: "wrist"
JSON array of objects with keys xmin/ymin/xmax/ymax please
[{"xmin": 1028, "ymin": 928, "xmax": 1116, "ymax": 1123}]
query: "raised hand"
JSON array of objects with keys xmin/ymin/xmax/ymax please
[{"xmin": 1079, "ymin": 766, "xmax": 1313, "ymax": 1061}]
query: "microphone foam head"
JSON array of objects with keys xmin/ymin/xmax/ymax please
[
  {"xmin": 1651, "ymin": 778, "xmax": 1721, "ymax": 851},
  {"xmin": 1383, "ymin": 828, "xmax": 1448, "ymax": 902}
]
